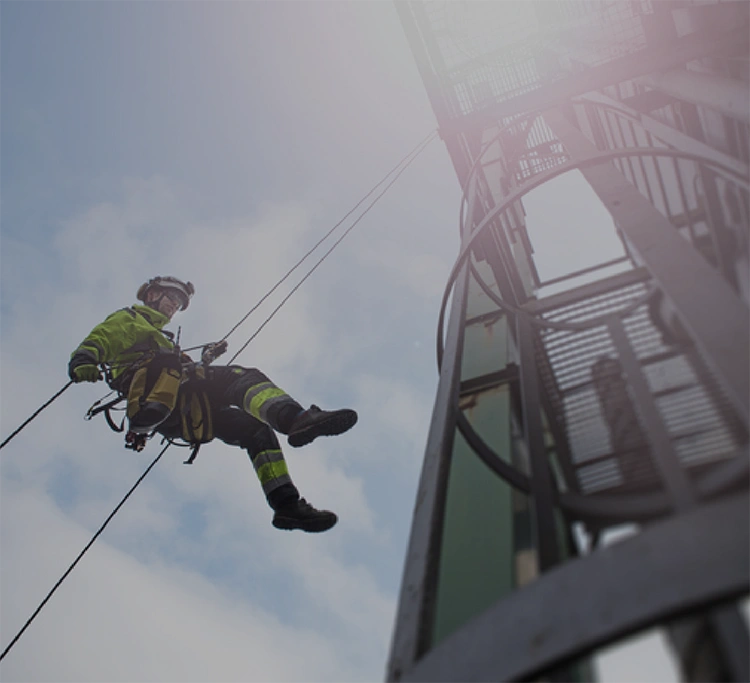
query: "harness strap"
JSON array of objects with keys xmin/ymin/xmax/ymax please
[
  {"xmin": 105, "ymin": 407, "xmax": 126, "ymax": 433},
  {"xmin": 86, "ymin": 395, "xmax": 127, "ymax": 433},
  {"xmin": 88, "ymin": 359, "xmax": 214, "ymax": 460},
  {"xmin": 183, "ymin": 443, "xmax": 201, "ymax": 465}
]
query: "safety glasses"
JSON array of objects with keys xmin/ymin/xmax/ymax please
[{"xmin": 162, "ymin": 289, "xmax": 187, "ymax": 309}]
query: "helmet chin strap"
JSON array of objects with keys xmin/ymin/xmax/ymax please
[{"xmin": 145, "ymin": 293, "xmax": 164, "ymax": 310}]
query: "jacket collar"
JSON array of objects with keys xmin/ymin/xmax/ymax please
[{"xmin": 132, "ymin": 304, "xmax": 171, "ymax": 329}]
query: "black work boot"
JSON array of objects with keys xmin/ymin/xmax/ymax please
[
  {"xmin": 272, "ymin": 498, "xmax": 338, "ymax": 533},
  {"xmin": 287, "ymin": 405, "xmax": 358, "ymax": 448}
]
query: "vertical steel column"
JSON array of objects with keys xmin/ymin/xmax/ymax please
[
  {"xmin": 387, "ymin": 261, "xmax": 470, "ymax": 681},
  {"xmin": 708, "ymin": 605, "xmax": 750, "ymax": 683},
  {"xmin": 517, "ymin": 313, "xmax": 561, "ymax": 571},
  {"xmin": 387, "ymin": 177, "xmax": 478, "ymax": 681}
]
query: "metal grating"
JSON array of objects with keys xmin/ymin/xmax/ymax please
[
  {"xmin": 545, "ymin": 1, "xmax": 653, "ymax": 71},
  {"xmin": 416, "ymin": 0, "xmax": 653, "ymax": 118},
  {"xmin": 534, "ymin": 278, "xmax": 745, "ymax": 495},
  {"xmin": 580, "ymin": 100, "xmax": 750, "ymax": 294},
  {"xmin": 510, "ymin": 117, "xmax": 568, "ymax": 182}
]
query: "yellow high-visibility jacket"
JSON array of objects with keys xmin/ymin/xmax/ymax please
[{"xmin": 69, "ymin": 304, "xmax": 175, "ymax": 381}]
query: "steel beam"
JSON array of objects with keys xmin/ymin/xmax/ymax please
[
  {"xmin": 393, "ymin": 1, "xmax": 475, "ymax": 187},
  {"xmin": 525, "ymin": 267, "xmax": 651, "ymax": 316},
  {"xmin": 635, "ymin": 69, "xmax": 750, "ymax": 123},
  {"xmin": 579, "ymin": 92, "xmax": 750, "ymax": 181},
  {"xmin": 544, "ymin": 110, "xmax": 749, "ymax": 426},
  {"xmin": 392, "ymin": 1, "xmax": 452, "ymax": 131},
  {"xmin": 439, "ymin": 25, "xmax": 749, "ymax": 135},
  {"xmin": 607, "ymin": 315, "xmax": 696, "ymax": 510},
  {"xmin": 387, "ymin": 178, "xmax": 477, "ymax": 681},
  {"xmin": 708, "ymin": 605, "xmax": 750, "ymax": 682},
  {"xmin": 517, "ymin": 313, "xmax": 561, "ymax": 571},
  {"xmin": 399, "ymin": 493, "xmax": 750, "ymax": 682}
]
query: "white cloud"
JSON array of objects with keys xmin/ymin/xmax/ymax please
[
  {"xmin": 354, "ymin": 238, "xmax": 453, "ymax": 302},
  {"xmin": 0, "ymin": 487, "xmax": 370, "ymax": 683},
  {"xmin": 352, "ymin": 373, "xmax": 434, "ymax": 462},
  {"xmin": 1, "ymin": 169, "xmax": 432, "ymax": 682}
]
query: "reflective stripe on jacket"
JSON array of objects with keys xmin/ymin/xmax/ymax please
[{"xmin": 70, "ymin": 305, "xmax": 175, "ymax": 380}]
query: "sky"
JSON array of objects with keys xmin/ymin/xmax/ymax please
[{"xmin": 0, "ymin": 2, "xmax": 680, "ymax": 682}]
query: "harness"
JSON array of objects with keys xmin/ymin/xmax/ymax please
[
  {"xmin": 86, "ymin": 392, "xmax": 128, "ymax": 434},
  {"xmin": 85, "ymin": 391, "xmax": 156, "ymax": 454},
  {"xmin": 86, "ymin": 341, "xmax": 227, "ymax": 463}
]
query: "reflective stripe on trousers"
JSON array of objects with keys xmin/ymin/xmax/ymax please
[
  {"xmin": 242, "ymin": 381, "xmax": 293, "ymax": 424},
  {"xmin": 252, "ymin": 448, "xmax": 292, "ymax": 495}
]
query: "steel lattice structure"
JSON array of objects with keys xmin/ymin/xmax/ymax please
[{"xmin": 388, "ymin": 2, "xmax": 749, "ymax": 681}]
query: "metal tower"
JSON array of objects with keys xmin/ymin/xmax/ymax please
[{"xmin": 388, "ymin": 2, "xmax": 749, "ymax": 681}]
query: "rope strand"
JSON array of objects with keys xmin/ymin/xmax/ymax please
[
  {"xmin": 228, "ymin": 130, "xmax": 438, "ymax": 364},
  {"xmin": 0, "ymin": 381, "xmax": 74, "ymax": 451},
  {"xmin": 0, "ymin": 441, "xmax": 171, "ymax": 663},
  {"xmin": 221, "ymin": 129, "xmax": 438, "ymax": 345},
  {"xmin": 0, "ymin": 132, "xmax": 438, "ymax": 662}
]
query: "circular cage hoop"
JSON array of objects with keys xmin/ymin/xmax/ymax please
[
  {"xmin": 438, "ymin": 118, "xmax": 750, "ymax": 527},
  {"xmin": 440, "ymin": 143, "xmax": 750, "ymax": 367}
]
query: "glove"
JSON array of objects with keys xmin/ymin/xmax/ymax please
[
  {"xmin": 69, "ymin": 352, "xmax": 102, "ymax": 383},
  {"xmin": 71, "ymin": 364, "xmax": 101, "ymax": 383}
]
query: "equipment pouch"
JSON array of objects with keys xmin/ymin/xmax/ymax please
[
  {"xmin": 178, "ymin": 366, "xmax": 214, "ymax": 445},
  {"xmin": 127, "ymin": 354, "xmax": 182, "ymax": 425}
]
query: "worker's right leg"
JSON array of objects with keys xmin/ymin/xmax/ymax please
[
  {"xmin": 212, "ymin": 366, "xmax": 357, "ymax": 447},
  {"xmin": 212, "ymin": 407, "xmax": 338, "ymax": 533}
]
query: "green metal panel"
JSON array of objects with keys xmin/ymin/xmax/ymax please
[
  {"xmin": 431, "ymin": 383, "xmax": 515, "ymax": 646},
  {"xmin": 461, "ymin": 315, "xmax": 509, "ymax": 381}
]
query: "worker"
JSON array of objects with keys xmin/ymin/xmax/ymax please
[{"xmin": 67, "ymin": 276, "xmax": 357, "ymax": 533}]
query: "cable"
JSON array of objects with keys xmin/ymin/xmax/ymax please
[
  {"xmin": 0, "ymin": 441, "xmax": 171, "ymax": 663},
  {"xmin": 221, "ymin": 129, "xmax": 438, "ymax": 346},
  {"xmin": 0, "ymin": 132, "xmax": 437, "ymax": 659},
  {"xmin": 227, "ymin": 130, "xmax": 438, "ymax": 364},
  {"xmin": 91, "ymin": 132, "xmax": 439, "ymax": 361},
  {"xmin": 0, "ymin": 381, "xmax": 74, "ymax": 451}
]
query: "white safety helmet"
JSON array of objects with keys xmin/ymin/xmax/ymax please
[{"xmin": 137, "ymin": 276, "xmax": 195, "ymax": 310}]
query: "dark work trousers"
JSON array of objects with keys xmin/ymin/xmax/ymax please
[{"xmin": 157, "ymin": 365, "xmax": 301, "ymax": 509}]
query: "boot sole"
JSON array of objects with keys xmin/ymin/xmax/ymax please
[
  {"xmin": 287, "ymin": 409, "xmax": 358, "ymax": 448},
  {"xmin": 272, "ymin": 513, "xmax": 338, "ymax": 533}
]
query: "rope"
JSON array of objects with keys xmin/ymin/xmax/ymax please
[
  {"xmin": 107, "ymin": 131, "xmax": 438, "ymax": 361},
  {"xmin": 227, "ymin": 130, "xmax": 438, "ymax": 364},
  {"xmin": 2, "ymin": 132, "xmax": 437, "ymax": 445},
  {"xmin": 0, "ymin": 381, "xmax": 74, "ymax": 451},
  {"xmin": 0, "ymin": 441, "xmax": 171, "ymax": 663},
  {"xmin": 0, "ymin": 132, "xmax": 437, "ymax": 659},
  {"xmin": 221, "ymin": 129, "xmax": 437, "ymax": 345}
]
